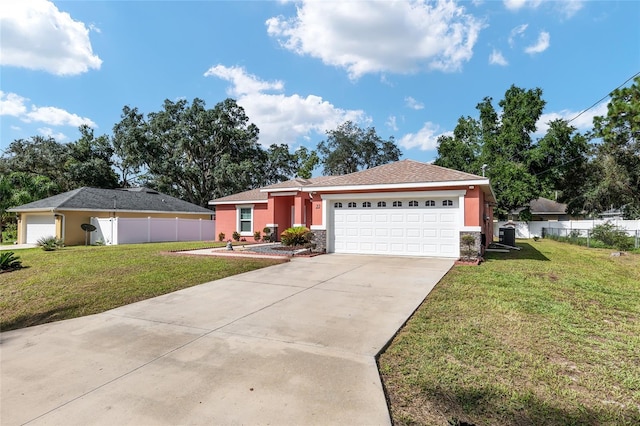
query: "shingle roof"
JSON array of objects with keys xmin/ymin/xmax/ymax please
[
  {"xmin": 210, "ymin": 160, "xmax": 491, "ymax": 205},
  {"xmin": 306, "ymin": 159, "xmax": 485, "ymax": 188},
  {"xmin": 529, "ymin": 197, "xmax": 567, "ymax": 214},
  {"xmin": 210, "ymin": 176, "xmax": 336, "ymax": 203},
  {"xmin": 8, "ymin": 187, "xmax": 213, "ymax": 214}
]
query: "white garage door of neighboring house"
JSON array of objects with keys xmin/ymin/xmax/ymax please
[
  {"xmin": 331, "ymin": 197, "xmax": 460, "ymax": 258},
  {"xmin": 25, "ymin": 215, "xmax": 56, "ymax": 244}
]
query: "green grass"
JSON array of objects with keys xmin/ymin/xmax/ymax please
[
  {"xmin": 0, "ymin": 242, "xmax": 285, "ymax": 331},
  {"xmin": 379, "ymin": 239, "xmax": 640, "ymax": 426}
]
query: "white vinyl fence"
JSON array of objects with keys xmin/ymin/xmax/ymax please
[
  {"xmin": 90, "ymin": 217, "xmax": 215, "ymax": 245},
  {"xmin": 494, "ymin": 219, "xmax": 640, "ymax": 239}
]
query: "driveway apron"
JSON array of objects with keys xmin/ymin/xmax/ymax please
[{"xmin": 1, "ymin": 254, "xmax": 453, "ymax": 425}]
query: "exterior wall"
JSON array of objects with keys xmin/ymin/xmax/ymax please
[
  {"xmin": 463, "ymin": 186, "xmax": 481, "ymax": 227},
  {"xmin": 311, "ymin": 199, "xmax": 323, "ymax": 226},
  {"xmin": 215, "ymin": 205, "xmax": 237, "ymax": 241},
  {"xmin": 58, "ymin": 210, "xmax": 212, "ymax": 246},
  {"xmin": 273, "ymin": 196, "xmax": 294, "ymax": 239}
]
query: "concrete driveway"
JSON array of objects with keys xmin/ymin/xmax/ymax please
[{"xmin": 1, "ymin": 254, "xmax": 453, "ymax": 425}]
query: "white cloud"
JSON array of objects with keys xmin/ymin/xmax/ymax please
[
  {"xmin": 508, "ymin": 24, "xmax": 528, "ymax": 47},
  {"xmin": 405, "ymin": 96, "xmax": 425, "ymax": 110},
  {"xmin": 386, "ymin": 115, "xmax": 399, "ymax": 131},
  {"xmin": 489, "ymin": 49, "xmax": 508, "ymax": 66},
  {"xmin": 204, "ymin": 65, "xmax": 284, "ymax": 96},
  {"xmin": 0, "ymin": 91, "xmax": 96, "ymax": 127},
  {"xmin": 204, "ymin": 65, "xmax": 366, "ymax": 146},
  {"xmin": 0, "ymin": 0, "xmax": 102, "ymax": 75},
  {"xmin": 525, "ymin": 31, "xmax": 550, "ymax": 54},
  {"xmin": 557, "ymin": 1, "xmax": 584, "ymax": 19},
  {"xmin": 25, "ymin": 106, "xmax": 96, "ymax": 127},
  {"xmin": 535, "ymin": 102, "xmax": 608, "ymax": 135},
  {"xmin": 37, "ymin": 127, "xmax": 67, "ymax": 141},
  {"xmin": 266, "ymin": 0, "xmax": 483, "ymax": 79},
  {"xmin": 504, "ymin": 0, "xmax": 582, "ymax": 18},
  {"xmin": 503, "ymin": 0, "xmax": 543, "ymax": 12},
  {"xmin": 399, "ymin": 122, "xmax": 451, "ymax": 151},
  {"xmin": 0, "ymin": 91, "xmax": 28, "ymax": 116}
]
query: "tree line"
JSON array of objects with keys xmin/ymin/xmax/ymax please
[{"xmin": 435, "ymin": 76, "xmax": 640, "ymax": 220}]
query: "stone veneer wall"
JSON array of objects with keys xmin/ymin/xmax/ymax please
[
  {"xmin": 459, "ymin": 231, "xmax": 482, "ymax": 257},
  {"xmin": 311, "ymin": 229, "xmax": 327, "ymax": 253}
]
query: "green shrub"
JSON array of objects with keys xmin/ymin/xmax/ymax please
[
  {"xmin": 591, "ymin": 223, "xmax": 633, "ymax": 251},
  {"xmin": 36, "ymin": 236, "xmax": 65, "ymax": 251},
  {"xmin": 280, "ymin": 226, "xmax": 313, "ymax": 246},
  {"xmin": 218, "ymin": 232, "xmax": 226, "ymax": 242},
  {"xmin": 0, "ymin": 251, "xmax": 22, "ymax": 271},
  {"xmin": 253, "ymin": 231, "xmax": 261, "ymax": 242},
  {"xmin": 3, "ymin": 223, "xmax": 18, "ymax": 241},
  {"xmin": 232, "ymin": 231, "xmax": 241, "ymax": 242}
]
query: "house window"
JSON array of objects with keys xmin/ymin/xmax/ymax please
[
  {"xmin": 443, "ymin": 199, "xmax": 453, "ymax": 207},
  {"xmin": 392, "ymin": 201, "xmax": 402, "ymax": 207},
  {"xmin": 377, "ymin": 201, "xmax": 386, "ymax": 207},
  {"xmin": 348, "ymin": 202, "xmax": 357, "ymax": 208},
  {"xmin": 362, "ymin": 201, "xmax": 371, "ymax": 208},
  {"xmin": 425, "ymin": 200, "xmax": 435, "ymax": 207},
  {"xmin": 239, "ymin": 207, "xmax": 252, "ymax": 234},
  {"xmin": 334, "ymin": 202, "xmax": 343, "ymax": 208},
  {"xmin": 409, "ymin": 200, "xmax": 419, "ymax": 207}
]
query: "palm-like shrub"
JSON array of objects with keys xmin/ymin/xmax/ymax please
[
  {"xmin": 0, "ymin": 251, "xmax": 22, "ymax": 271},
  {"xmin": 280, "ymin": 226, "xmax": 313, "ymax": 247},
  {"xmin": 37, "ymin": 236, "xmax": 65, "ymax": 251}
]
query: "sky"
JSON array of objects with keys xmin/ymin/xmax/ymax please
[{"xmin": 1, "ymin": 0, "xmax": 639, "ymax": 173}]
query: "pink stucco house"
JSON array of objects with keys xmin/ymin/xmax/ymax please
[{"xmin": 209, "ymin": 160, "xmax": 495, "ymax": 258}]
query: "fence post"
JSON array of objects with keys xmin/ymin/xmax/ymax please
[
  {"xmin": 587, "ymin": 229, "xmax": 590, "ymax": 248},
  {"xmin": 175, "ymin": 217, "xmax": 179, "ymax": 242},
  {"xmin": 147, "ymin": 217, "xmax": 151, "ymax": 243}
]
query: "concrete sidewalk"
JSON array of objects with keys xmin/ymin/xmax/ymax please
[{"xmin": 1, "ymin": 254, "xmax": 453, "ymax": 425}]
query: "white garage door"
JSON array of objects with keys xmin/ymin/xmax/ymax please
[
  {"xmin": 25, "ymin": 215, "xmax": 56, "ymax": 244},
  {"xmin": 331, "ymin": 197, "xmax": 460, "ymax": 257}
]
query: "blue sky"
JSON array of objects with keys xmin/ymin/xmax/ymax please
[{"xmin": 1, "ymin": 0, "xmax": 639, "ymax": 170}]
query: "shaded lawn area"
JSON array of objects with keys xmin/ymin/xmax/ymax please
[
  {"xmin": 0, "ymin": 242, "xmax": 285, "ymax": 331},
  {"xmin": 379, "ymin": 239, "xmax": 640, "ymax": 426}
]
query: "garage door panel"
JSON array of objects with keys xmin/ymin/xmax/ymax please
[
  {"xmin": 332, "ymin": 198, "xmax": 460, "ymax": 257},
  {"xmin": 440, "ymin": 213, "xmax": 456, "ymax": 222},
  {"xmin": 390, "ymin": 228, "xmax": 404, "ymax": 237},
  {"xmin": 406, "ymin": 228, "xmax": 421, "ymax": 238},
  {"xmin": 25, "ymin": 215, "xmax": 56, "ymax": 244}
]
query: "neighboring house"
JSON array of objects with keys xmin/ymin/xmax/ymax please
[
  {"xmin": 210, "ymin": 160, "xmax": 496, "ymax": 258},
  {"xmin": 8, "ymin": 187, "xmax": 214, "ymax": 246},
  {"xmin": 529, "ymin": 197, "xmax": 573, "ymax": 221}
]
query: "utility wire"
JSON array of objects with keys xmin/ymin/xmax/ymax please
[
  {"xmin": 566, "ymin": 70, "xmax": 640, "ymax": 124},
  {"xmin": 532, "ymin": 70, "xmax": 639, "ymax": 179}
]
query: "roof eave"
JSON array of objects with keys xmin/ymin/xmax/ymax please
[
  {"xmin": 209, "ymin": 199, "xmax": 268, "ymax": 206},
  {"xmin": 304, "ymin": 179, "xmax": 491, "ymax": 193}
]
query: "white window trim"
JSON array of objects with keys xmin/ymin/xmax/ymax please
[{"xmin": 236, "ymin": 204, "xmax": 254, "ymax": 236}]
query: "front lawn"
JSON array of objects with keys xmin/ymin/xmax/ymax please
[
  {"xmin": 379, "ymin": 239, "xmax": 640, "ymax": 425},
  {"xmin": 0, "ymin": 242, "xmax": 285, "ymax": 331}
]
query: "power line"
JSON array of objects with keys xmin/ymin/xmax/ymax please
[{"xmin": 566, "ymin": 70, "xmax": 640, "ymax": 124}]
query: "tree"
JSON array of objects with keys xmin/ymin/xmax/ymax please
[
  {"xmin": 294, "ymin": 146, "xmax": 319, "ymax": 179},
  {"xmin": 112, "ymin": 106, "xmax": 148, "ymax": 187},
  {"xmin": 529, "ymin": 120, "xmax": 591, "ymax": 215},
  {"xmin": 434, "ymin": 116, "xmax": 482, "ymax": 174},
  {"xmin": 117, "ymin": 98, "xmax": 263, "ymax": 207},
  {"xmin": 0, "ymin": 172, "xmax": 59, "ymax": 243},
  {"xmin": 435, "ymin": 85, "xmax": 593, "ymax": 219},
  {"xmin": 66, "ymin": 125, "xmax": 118, "ymax": 189},
  {"xmin": 1, "ymin": 130, "xmax": 118, "ymax": 192},
  {"xmin": 317, "ymin": 121, "xmax": 401, "ymax": 176},
  {"xmin": 590, "ymin": 76, "xmax": 640, "ymax": 218}
]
